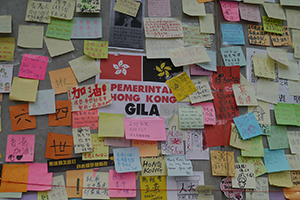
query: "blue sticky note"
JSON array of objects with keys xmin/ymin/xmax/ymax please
[
  {"xmin": 221, "ymin": 24, "xmax": 245, "ymax": 45},
  {"xmin": 197, "ymin": 50, "xmax": 217, "ymax": 72},
  {"xmin": 264, "ymin": 148, "xmax": 291, "ymax": 173},
  {"xmin": 220, "ymin": 46, "xmax": 247, "ymax": 67},
  {"xmin": 233, "ymin": 112, "xmax": 263, "ymax": 140},
  {"xmin": 71, "ymin": 17, "xmax": 102, "ymax": 39},
  {"xmin": 113, "ymin": 147, "xmax": 142, "ymax": 173},
  {"xmin": 166, "ymin": 155, "xmax": 193, "ymax": 176}
]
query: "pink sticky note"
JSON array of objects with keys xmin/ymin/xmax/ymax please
[
  {"xmin": 190, "ymin": 64, "xmax": 213, "ymax": 76},
  {"xmin": 72, "ymin": 109, "xmax": 98, "ymax": 130},
  {"xmin": 109, "ymin": 169, "xmax": 136, "ymax": 198},
  {"xmin": 104, "ymin": 137, "xmax": 131, "ymax": 147},
  {"xmin": 220, "ymin": 1, "xmax": 240, "ymax": 22},
  {"xmin": 148, "ymin": 0, "xmax": 171, "ymax": 17},
  {"xmin": 19, "ymin": 54, "xmax": 49, "ymax": 80},
  {"xmin": 6, "ymin": 134, "xmax": 35, "ymax": 162},
  {"xmin": 191, "ymin": 102, "xmax": 216, "ymax": 125},
  {"xmin": 27, "ymin": 163, "xmax": 53, "ymax": 191},
  {"xmin": 123, "ymin": 117, "xmax": 166, "ymax": 141}
]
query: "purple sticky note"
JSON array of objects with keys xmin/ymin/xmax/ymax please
[{"xmin": 190, "ymin": 64, "xmax": 213, "ymax": 76}]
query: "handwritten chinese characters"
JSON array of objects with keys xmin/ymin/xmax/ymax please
[
  {"xmin": 220, "ymin": 1, "xmax": 239, "ymax": 22},
  {"xmin": 72, "ymin": 109, "xmax": 98, "ymax": 130},
  {"xmin": 211, "ymin": 151, "xmax": 235, "ymax": 176},
  {"xmin": 113, "ymin": 147, "xmax": 142, "ymax": 173},
  {"xmin": 47, "ymin": 175, "xmax": 68, "ymax": 200},
  {"xmin": 140, "ymin": 176, "xmax": 167, "ymax": 200},
  {"xmin": 232, "ymin": 84, "xmax": 258, "ymax": 106},
  {"xmin": 49, "ymin": 67, "xmax": 77, "ymax": 94},
  {"xmin": 161, "ymin": 130, "xmax": 184, "ymax": 155},
  {"xmin": 262, "ymin": 16, "xmax": 283, "ymax": 34},
  {"xmin": 247, "ymin": 25, "xmax": 270, "ymax": 46},
  {"xmin": 144, "ymin": 18, "xmax": 183, "ymax": 38},
  {"xmin": 109, "ymin": 169, "xmax": 136, "ymax": 198},
  {"xmin": 26, "ymin": 0, "xmax": 51, "ymax": 23},
  {"xmin": 72, "ymin": 126, "xmax": 93, "ymax": 154},
  {"xmin": 6, "ymin": 134, "xmax": 35, "ymax": 162},
  {"xmin": 83, "ymin": 172, "xmax": 109, "ymax": 199},
  {"xmin": 45, "ymin": 132, "xmax": 73, "ymax": 159},
  {"xmin": 0, "ymin": 65, "xmax": 13, "ymax": 93},
  {"xmin": 82, "ymin": 134, "xmax": 108, "ymax": 160},
  {"xmin": 114, "ymin": 0, "xmax": 140, "ymax": 17},
  {"xmin": 84, "ymin": 40, "xmax": 108, "ymax": 59},
  {"xmin": 49, "ymin": 0, "xmax": 75, "ymax": 20}
]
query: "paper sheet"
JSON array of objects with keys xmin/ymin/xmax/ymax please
[
  {"xmin": 132, "ymin": 140, "xmax": 158, "ymax": 157},
  {"xmin": 245, "ymin": 177, "xmax": 269, "ymax": 200},
  {"xmin": 114, "ymin": 0, "xmax": 140, "ymax": 17},
  {"xmin": 82, "ymin": 134, "xmax": 108, "ymax": 160},
  {"xmin": 29, "ymin": 89, "xmax": 56, "ymax": 115},
  {"xmin": 49, "ymin": 67, "xmax": 77, "ymax": 94},
  {"xmin": 0, "ymin": 37, "xmax": 15, "ymax": 61},
  {"xmin": 141, "ymin": 154, "xmax": 167, "ymax": 176},
  {"xmin": 263, "ymin": 3, "xmax": 286, "ymax": 20},
  {"xmin": 161, "ymin": 130, "xmax": 184, "ymax": 155},
  {"xmin": 199, "ymin": 13, "xmax": 215, "ymax": 34},
  {"xmin": 19, "ymin": 54, "xmax": 49, "ymax": 80},
  {"xmin": 230, "ymin": 123, "xmax": 252, "ymax": 151},
  {"xmin": 82, "ymin": 172, "xmax": 109, "ymax": 199},
  {"xmin": 9, "ymin": 77, "xmax": 39, "ymax": 102},
  {"xmin": 191, "ymin": 102, "xmax": 216, "ymax": 125},
  {"xmin": 239, "ymin": 3, "xmax": 261, "ymax": 22},
  {"xmin": 98, "ymin": 113, "xmax": 125, "ymax": 137},
  {"xmin": 147, "ymin": 0, "xmax": 171, "ymax": 17},
  {"xmin": 185, "ymin": 129, "xmax": 209, "ymax": 160},
  {"xmin": 243, "ymin": 0, "xmax": 264, "ymax": 4},
  {"xmin": 267, "ymin": 47, "xmax": 289, "ymax": 66},
  {"xmin": 253, "ymin": 56, "xmax": 275, "ymax": 79},
  {"xmin": 6, "ymin": 135, "xmax": 35, "ymax": 162},
  {"xmin": 210, "ymin": 151, "xmax": 235, "ymax": 176},
  {"xmin": 241, "ymin": 136, "xmax": 264, "ymax": 157},
  {"xmin": 264, "ymin": 148, "xmax": 291, "ymax": 173},
  {"xmin": 220, "ymin": 1, "xmax": 239, "ymax": 21},
  {"xmin": 105, "ymin": 137, "xmax": 131, "ymax": 147},
  {"xmin": 144, "ymin": 18, "xmax": 183, "ymax": 38},
  {"xmin": 182, "ymin": 0, "xmax": 206, "ymax": 16},
  {"xmin": 49, "ymin": 0, "xmax": 75, "ymax": 20},
  {"xmin": 232, "ymin": 84, "xmax": 257, "ymax": 106},
  {"xmin": 48, "ymin": 100, "xmax": 72, "ymax": 127},
  {"xmin": 45, "ymin": 132, "xmax": 73, "ymax": 159},
  {"xmin": 109, "ymin": 170, "xmax": 136, "ymax": 198},
  {"xmin": 286, "ymin": 154, "xmax": 300, "ymax": 170},
  {"xmin": 140, "ymin": 176, "xmax": 167, "ymax": 200},
  {"xmin": 44, "ymin": 37, "xmax": 75, "ymax": 57},
  {"xmin": 292, "ymin": 29, "xmax": 300, "ymax": 46},
  {"xmin": 72, "ymin": 126, "xmax": 93, "ymax": 154},
  {"xmin": 281, "ymin": 0, "xmax": 300, "ymax": 6},
  {"xmin": 113, "ymin": 147, "xmax": 142, "ymax": 173},
  {"xmin": 220, "ymin": 46, "xmax": 247, "ymax": 66},
  {"xmin": 18, "ymin": 25, "xmax": 44, "ymax": 48},
  {"xmin": 38, "ymin": 191, "xmax": 49, "ymax": 200},
  {"xmin": 278, "ymin": 60, "xmax": 299, "ymax": 81},
  {"xmin": 0, "ymin": 15, "xmax": 11, "ymax": 33},
  {"xmin": 237, "ymin": 156, "xmax": 267, "ymax": 177},
  {"xmin": 178, "ymin": 105, "xmax": 204, "ymax": 129},
  {"xmin": 270, "ymin": 27, "xmax": 292, "ymax": 47},
  {"xmin": 205, "ymin": 120, "xmax": 231, "ymax": 147},
  {"xmin": 48, "ymin": 175, "xmax": 68, "ymax": 200},
  {"xmin": 46, "ymin": 18, "xmax": 74, "ymax": 40},
  {"xmin": 26, "ymin": 0, "xmax": 50, "ymax": 23},
  {"xmin": 248, "ymin": 100, "xmax": 271, "ymax": 125},
  {"xmin": 267, "ymin": 125, "xmax": 289, "ymax": 150},
  {"xmin": 0, "ymin": 65, "xmax": 13, "ymax": 93}
]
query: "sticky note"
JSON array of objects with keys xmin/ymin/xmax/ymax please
[
  {"xmin": 267, "ymin": 47, "xmax": 289, "ymax": 66},
  {"xmin": 84, "ymin": 40, "xmax": 108, "ymax": 59},
  {"xmin": 132, "ymin": 140, "xmax": 158, "ymax": 157},
  {"xmin": 66, "ymin": 169, "xmax": 93, "ymax": 198},
  {"xmin": 0, "ymin": 37, "xmax": 15, "ymax": 61},
  {"xmin": 278, "ymin": 60, "xmax": 298, "ymax": 81},
  {"xmin": 48, "ymin": 100, "xmax": 72, "ymax": 127},
  {"xmin": 243, "ymin": 0, "xmax": 264, "ymax": 4},
  {"xmin": 113, "ymin": 147, "xmax": 142, "ymax": 173},
  {"xmin": 169, "ymin": 45, "xmax": 211, "ymax": 67},
  {"xmin": 269, "ymin": 171, "xmax": 293, "ymax": 187},
  {"xmin": 220, "ymin": 46, "xmax": 247, "ymax": 67},
  {"xmin": 145, "ymin": 38, "xmax": 183, "ymax": 59},
  {"xmin": 267, "ymin": 125, "xmax": 289, "ymax": 150},
  {"xmin": 18, "ymin": 25, "xmax": 44, "ymax": 48},
  {"xmin": 232, "ymin": 84, "xmax": 257, "ymax": 106},
  {"xmin": 241, "ymin": 136, "xmax": 264, "ymax": 157},
  {"xmin": 287, "ymin": 131, "xmax": 300, "ymax": 154},
  {"xmin": 262, "ymin": 16, "xmax": 282, "ymax": 34},
  {"xmin": 239, "ymin": 3, "xmax": 261, "ymax": 22},
  {"xmin": 221, "ymin": 24, "xmax": 245, "ymax": 45},
  {"xmin": 210, "ymin": 151, "xmax": 235, "ymax": 176},
  {"xmin": 46, "ymin": 18, "xmax": 74, "ymax": 40},
  {"xmin": 26, "ymin": 0, "xmax": 51, "ymax": 23},
  {"xmin": 270, "ymin": 27, "xmax": 292, "ymax": 47},
  {"xmin": 253, "ymin": 56, "xmax": 275, "ymax": 79},
  {"xmin": 140, "ymin": 176, "xmax": 167, "ymax": 200},
  {"xmin": 284, "ymin": 185, "xmax": 300, "ymax": 200},
  {"xmin": 161, "ymin": 130, "xmax": 184, "ymax": 155},
  {"xmin": 233, "ymin": 113, "xmax": 263, "ymax": 140},
  {"xmin": 220, "ymin": 1, "xmax": 239, "ymax": 21},
  {"xmin": 27, "ymin": 163, "xmax": 53, "ymax": 191},
  {"xmin": 263, "ymin": 3, "xmax": 286, "ymax": 20},
  {"xmin": 205, "ymin": 120, "xmax": 231, "ymax": 147},
  {"xmin": 124, "ymin": 117, "xmax": 166, "ymax": 141},
  {"xmin": 182, "ymin": 0, "xmax": 206, "ymax": 16},
  {"xmin": 69, "ymin": 55, "xmax": 101, "ymax": 83},
  {"xmin": 45, "ymin": 132, "xmax": 73, "ymax": 159},
  {"xmin": 144, "ymin": 17, "xmax": 183, "ymax": 38},
  {"xmin": 76, "ymin": 0, "xmax": 101, "ymax": 13},
  {"xmin": 82, "ymin": 134, "xmax": 108, "ymax": 160},
  {"xmin": 179, "ymin": 105, "xmax": 204, "ymax": 129},
  {"xmin": 38, "ymin": 192, "xmax": 49, "ymax": 200},
  {"xmin": 0, "ymin": 15, "xmax": 11, "ymax": 33},
  {"xmin": 44, "ymin": 37, "xmax": 75, "ymax": 57},
  {"xmin": 109, "ymin": 169, "xmax": 136, "ymax": 198},
  {"xmin": 245, "ymin": 177, "xmax": 269, "ymax": 200},
  {"xmin": 256, "ymin": 78, "xmax": 279, "ymax": 104},
  {"xmin": 72, "ymin": 126, "xmax": 93, "ymax": 154},
  {"xmin": 6, "ymin": 134, "xmax": 35, "ymax": 162},
  {"xmin": 229, "ymin": 123, "xmax": 252, "ymax": 151},
  {"xmin": 9, "ymin": 77, "xmax": 39, "ymax": 102},
  {"xmin": 286, "ymin": 9, "xmax": 300, "ymax": 30},
  {"xmin": 191, "ymin": 102, "xmax": 216, "ymax": 125},
  {"xmin": 71, "ymin": 17, "xmax": 102, "ymax": 39},
  {"xmin": 148, "ymin": 0, "xmax": 171, "ymax": 17},
  {"xmin": 264, "ymin": 148, "xmax": 291, "ymax": 173},
  {"xmin": 274, "ymin": 103, "xmax": 297, "ymax": 125},
  {"xmin": 281, "ymin": 0, "xmax": 300, "ymax": 6},
  {"xmin": 29, "ymin": 89, "xmax": 55, "ymax": 115},
  {"xmin": 72, "ymin": 109, "xmax": 98, "ymax": 130},
  {"xmin": 166, "ymin": 155, "xmax": 193, "ymax": 176},
  {"xmin": 210, "ymin": 66, "xmax": 240, "ymax": 91},
  {"xmin": 248, "ymin": 100, "xmax": 271, "ymax": 125},
  {"xmin": 49, "ymin": 67, "xmax": 77, "ymax": 94},
  {"xmin": 237, "ymin": 156, "xmax": 267, "ymax": 177},
  {"xmin": 48, "ymin": 175, "xmax": 68, "ymax": 200},
  {"xmin": 49, "ymin": 0, "xmax": 75, "ymax": 20},
  {"xmin": 292, "ymin": 29, "xmax": 300, "ymax": 46},
  {"xmin": 0, "ymin": 164, "xmax": 29, "ymax": 192},
  {"xmin": 199, "ymin": 13, "xmax": 215, "ymax": 34},
  {"xmin": 166, "ymin": 71, "xmax": 197, "ymax": 102},
  {"xmin": 183, "ymin": 25, "xmax": 211, "ymax": 47},
  {"xmin": 104, "ymin": 137, "xmax": 131, "ymax": 147},
  {"xmin": 19, "ymin": 54, "xmax": 49, "ymax": 80},
  {"xmin": 189, "ymin": 77, "xmax": 214, "ymax": 104},
  {"xmin": 98, "ymin": 113, "xmax": 125, "ymax": 137},
  {"xmin": 140, "ymin": 154, "xmax": 168, "ymax": 176},
  {"xmin": 0, "ymin": 65, "xmax": 13, "ymax": 93},
  {"xmin": 9, "ymin": 103, "xmax": 36, "ymax": 132},
  {"xmin": 114, "ymin": 0, "xmax": 140, "ymax": 17},
  {"xmin": 247, "ymin": 25, "xmax": 270, "ymax": 46},
  {"xmin": 232, "ymin": 163, "xmax": 256, "ymax": 189},
  {"xmin": 286, "ymin": 154, "xmax": 300, "ymax": 170}
]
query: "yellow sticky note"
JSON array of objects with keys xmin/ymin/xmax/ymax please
[
  {"xmin": 269, "ymin": 171, "xmax": 294, "ymax": 188},
  {"xmin": 253, "ymin": 56, "xmax": 275, "ymax": 79},
  {"xmin": 82, "ymin": 134, "xmax": 108, "ymax": 160},
  {"xmin": 0, "ymin": 15, "xmax": 11, "ymax": 33},
  {"xmin": 287, "ymin": 9, "xmax": 300, "ymax": 30},
  {"xmin": 278, "ymin": 60, "xmax": 299, "ymax": 81},
  {"xmin": 168, "ymin": 115, "xmax": 180, "ymax": 130},
  {"xmin": 49, "ymin": 67, "xmax": 78, "ymax": 94},
  {"xmin": 26, "ymin": 0, "xmax": 51, "ymax": 23},
  {"xmin": 295, "ymin": 45, "xmax": 300, "ymax": 59},
  {"xmin": 166, "ymin": 71, "xmax": 197, "ymax": 102},
  {"xmin": 292, "ymin": 29, "xmax": 300, "ymax": 47},
  {"xmin": 98, "ymin": 113, "xmax": 125, "ymax": 137},
  {"xmin": 199, "ymin": 14, "xmax": 215, "ymax": 34},
  {"xmin": 140, "ymin": 155, "xmax": 168, "ymax": 176},
  {"xmin": 9, "ymin": 77, "xmax": 39, "ymax": 102},
  {"xmin": 17, "ymin": 25, "xmax": 44, "ymax": 48},
  {"xmin": 114, "ymin": 0, "xmax": 140, "ymax": 17},
  {"xmin": 84, "ymin": 40, "xmax": 108, "ymax": 59},
  {"xmin": 267, "ymin": 47, "xmax": 289, "ymax": 66},
  {"xmin": 182, "ymin": 0, "xmax": 206, "ymax": 16},
  {"xmin": 44, "ymin": 37, "xmax": 74, "ymax": 57},
  {"xmin": 49, "ymin": 0, "xmax": 76, "ymax": 20},
  {"xmin": 37, "ymin": 191, "xmax": 49, "ymax": 200},
  {"xmin": 248, "ymin": 100, "xmax": 271, "ymax": 125},
  {"xmin": 140, "ymin": 176, "xmax": 167, "ymax": 200},
  {"xmin": 69, "ymin": 55, "xmax": 101, "ymax": 83},
  {"xmin": 132, "ymin": 140, "xmax": 158, "ymax": 157},
  {"xmin": 244, "ymin": 0, "xmax": 264, "ymax": 4},
  {"xmin": 230, "ymin": 123, "xmax": 252, "ymax": 151},
  {"xmin": 210, "ymin": 151, "xmax": 235, "ymax": 176},
  {"xmin": 0, "ymin": 37, "xmax": 15, "ymax": 61},
  {"xmin": 263, "ymin": 3, "xmax": 286, "ymax": 20}
]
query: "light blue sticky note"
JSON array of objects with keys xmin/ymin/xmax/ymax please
[
  {"xmin": 0, "ymin": 193, "xmax": 22, "ymax": 198},
  {"xmin": 221, "ymin": 24, "xmax": 245, "ymax": 45},
  {"xmin": 264, "ymin": 148, "xmax": 291, "ymax": 173},
  {"xmin": 166, "ymin": 155, "xmax": 193, "ymax": 176},
  {"xmin": 113, "ymin": 147, "xmax": 142, "ymax": 173},
  {"xmin": 29, "ymin": 89, "xmax": 55, "ymax": 115},
  {"xmin": 71, "ymin": 17, "xmax": 102, "ymax": 39},
  {"xmin": 220, "ymin": 46, "xmax": 247, "ymax": 66},
  {"xmin": 233, "ymin": 112, "xmax": 263, "ymax": 140},
  {"xmin": 197, "ymin": 50, "xmax": 217, "ymax": 72}
]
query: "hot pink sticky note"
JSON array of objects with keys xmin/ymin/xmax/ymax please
[
  {"xmin": 190, "ymin": 64, "xmax": 213, "ymax": 76},
  {"xmin": 19, "ymin": 53, "xmax": 49, "ymax": 80},
  {"xmin": 6, "ymin": 134, "xmax": 35, "ymax": 162},
  {"xmin": 104, "ymin": 137, "xmax": 131, "ymax": 147},
  {"xmin": 72, "ymin": 109, "xmax": 98, "ymax": 130},
  {"xmin": 220, "ymin": 1, "xmax": 240, "ymax": 22},
  {"xmin": 109, "ymin": 169, "xmax": 136, "ymax": 198},
  {"xmin": 191, "ymin": 102, "xmax": 216, "ymax": 125},
  {"xmin": 123, "ymin": 117, "xmax": 166, "ymax": 141},
  {"xmin": 27, "ymin": 163, "xmax": 53, "ymax": 191}
]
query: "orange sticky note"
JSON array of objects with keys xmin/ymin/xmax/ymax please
[
  {"xmin": 283, "ymin": 185, "xmax": 300, "ymax": 200},
  {"xmin": 66, "ymin": 169, "xmax": 93, "ymax": 198},
  {"xmin": 132, "ymin": 140, "xmax": 158, "ymax": 157},
  {"xmin": 9, "ymin": 103, "xmax": 36, "ymax": 132},
  {"xmin": 197, "ymin": 0, "xmax": 213, "ymax": 3},
  {"xmin": 49, "ymin": 67, "xmax": 77, "ymax": 94},
  {"xmin": 45, "ymin": 132, "xmax": 73, "ymax": 159},
  {"xmin": 0, "ymin": 164, "xmax": 29, "ymax": 192},
  {"xmin": 48, "ymin": 100, "xmax": 72, "ymax": 127}
]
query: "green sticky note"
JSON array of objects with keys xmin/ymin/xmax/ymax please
[
  {"xmin": 84, "ymin": 40, "xmax": 108, "ymax": 59},
  {"xmin": 274, "ymin": 103, "xmax": 297, "ymax": 125},
  {"xmin": 46, "ymin": 18, "xmax": 74, "ymax": 40},
  {"xmin": 237, "ymin": 156, "xmax": 267, "ymax": 177},
  {"xmin": 295, "ymin": 105, "xmax": 300, "ymax": 126},
  {"xmin": 267, "ymin": 125, "xmax": 289, "ymax": 150},
  {"xmin": 241, "ymin": 136, "xmax": 264, "ymax": 157},
  {"xmin": 259, "ymin": 124, "xmax": 271, "ymax": 135},
  {"xmin": 262, "ymin": 16, "xmax": 283, "ymax": 34}
]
